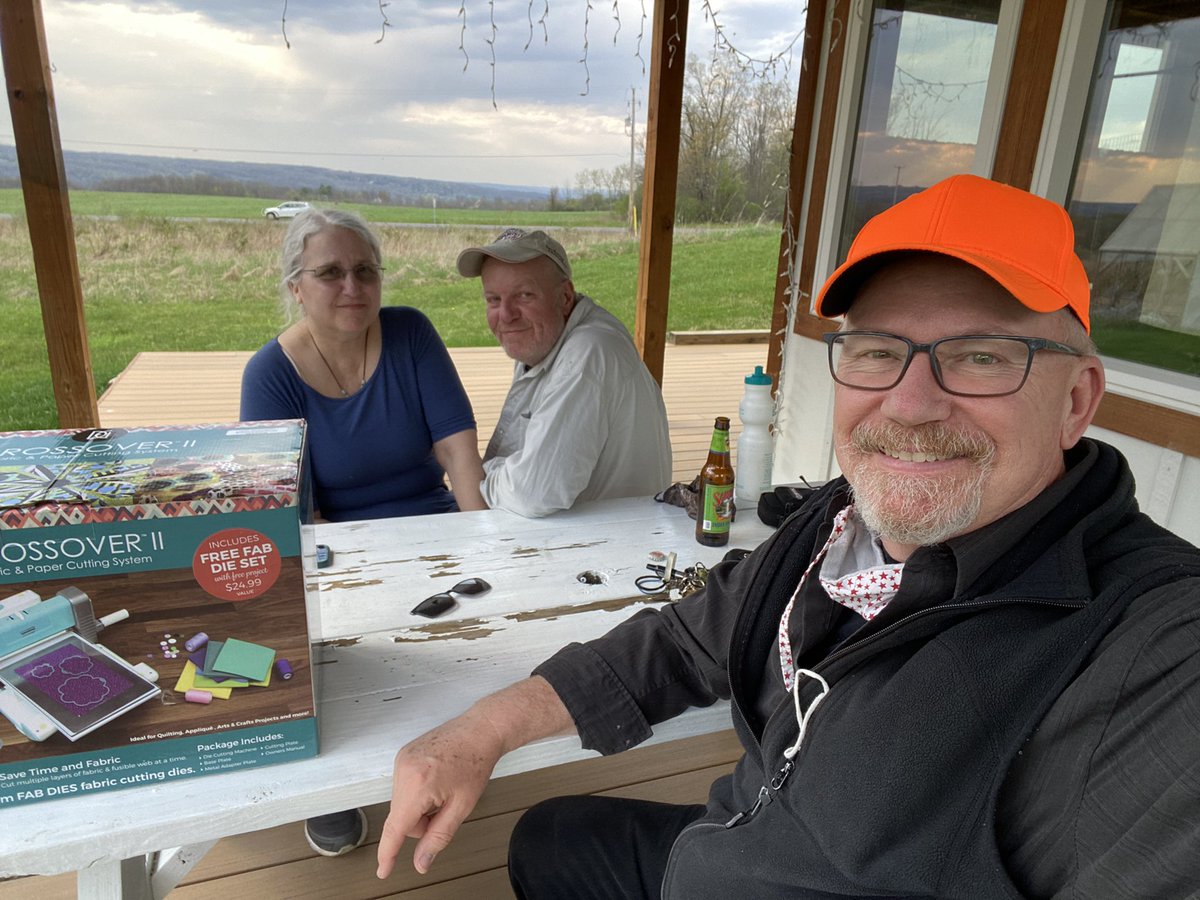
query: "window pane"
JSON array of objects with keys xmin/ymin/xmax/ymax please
[
  {"xmin": 838, "ymin": 0, "xmax": 1002, "ymax": 259},
  {"xmin": 1067, "ymin": 2, "xmax": 1200, "ymax": 377}
]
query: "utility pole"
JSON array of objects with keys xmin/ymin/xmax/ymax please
[{"xmin": 627, "ymin": 86, "xmax": 638, "ymax": 236}]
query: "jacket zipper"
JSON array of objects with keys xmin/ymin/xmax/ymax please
[{"xmin": 723, "ymin": 595, "xmax": 1086, "ymax": 829}]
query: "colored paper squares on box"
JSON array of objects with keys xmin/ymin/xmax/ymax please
[
  {"xmin": 194, "ymin": 667, "xmax": 270, "ymax": 690},
  {"xmin": 173, "ymin": 661, "xmax": 234, "ymax": 700},
  {"xmin": 193, "ymin": 642, "xmax": 248, "ymax": 684},
  {"xmin": 201, "ymin": 639, "xmax": 225, "ymax": 673},
  {"xmin": 210, "ymin": 638, "xmax": 275, "ymax": 683}
]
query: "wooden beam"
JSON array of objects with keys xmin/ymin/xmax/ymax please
[
  {"xmin": 767, "ymin": 0, "xmax": 829, "ymax": 386},
  {"xmin": 1093, "ymin": 393, "xmax": 1200, "ymax": 458},
  {"xmin": 990, "ymin": 0, "xmax": 1069, "ymax": 190},
  {"xmin": 634, "ymin": 0, "xmax": 690, "ymax": 386},
  {"xmin": 1, "ymin": 0, "xmax": 97, "ymax": 428},
  {"xmin": 791, "ymin": 0, "xmax": 853, "ymax": 340}
]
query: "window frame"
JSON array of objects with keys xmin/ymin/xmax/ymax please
[{"xmin": 786, "ymin": 0, "xmax": 1200, "ymax": 457}]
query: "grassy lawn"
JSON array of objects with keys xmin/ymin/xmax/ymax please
[
  {"xmin": 0, "ymin": 207, "xmax": 780, "ymax": 431},
  {"xmin": 1093, "ymin": 319, "xmax": 1200, "ymax": 376},
  {"xmin": 0, "ymin": 189, "xmax": 623, "ymax": 227}
]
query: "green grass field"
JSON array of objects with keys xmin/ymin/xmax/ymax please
[
  {"xmin": 0, "ymin": 189, "xmax": 623, "ymax": 227},
  {"xmin": 4, "ymin": 189, "xmax": 1194, "ymax": 433},
  {"xmin": 0, "ymin": 199, "xmax": 781, "ymax": 431}
]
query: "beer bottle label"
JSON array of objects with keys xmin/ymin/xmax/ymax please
[
  {"xmin": 708, "ymin": 429, "xmax": 729, "ymax": 454},
  {"xmin": 700, "ymin": 482, "xmax": 733, "ymax": 534}
]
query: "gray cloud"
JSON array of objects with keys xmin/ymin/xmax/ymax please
[{"xmin": 23, "ymin": 0, "xmax": 803, "ymax": 188}]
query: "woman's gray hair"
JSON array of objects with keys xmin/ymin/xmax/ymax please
[{"xmin": 278, "ymin": 208, "xmax": 383, "ymax": 325}]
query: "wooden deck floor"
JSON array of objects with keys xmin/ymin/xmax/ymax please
[
  {"xmin": 97, "ymin": 343, "xmax": 770, "ymax": 485},
  {"xmin": 2, "ymin": 342, "xmax": 766, "ymax": 898},
  {"xmin": 0, "ymin": 730, "xmax": 743, "ymax": 899}
]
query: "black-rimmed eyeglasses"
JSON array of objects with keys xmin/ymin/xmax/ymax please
[
  {"xmin": 823, "ymin": 332, "xmax": 1084, "ymax": 398},
  {"xmin": 410, "ymin": 577, "xmax": 492, "ymax": 619},
  {"xmin": 299, "ymin": 263, "xmax": 385, "ymax": 284}
]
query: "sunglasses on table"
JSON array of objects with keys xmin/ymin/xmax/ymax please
[{"xmin": 410, "ymin": 577, "xmax": 492, "ymax": 619}]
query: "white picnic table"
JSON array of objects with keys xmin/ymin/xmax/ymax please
[{"xmin": 0, "ymin": 496, "xmax": 773, "ymax": 898}]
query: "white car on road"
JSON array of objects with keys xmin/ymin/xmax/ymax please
[{"xmin": 263, "ymin": 201, "xmax": 310, "ymax": 219}]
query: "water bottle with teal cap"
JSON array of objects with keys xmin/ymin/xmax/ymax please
[{"xmin": 734, "ymin": 365, "xmax": 774, "ymax": 506}]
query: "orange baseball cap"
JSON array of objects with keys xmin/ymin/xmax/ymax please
[{"xmin": 815, "ymin": 174, "xmax": 1091, "ymax": 332}]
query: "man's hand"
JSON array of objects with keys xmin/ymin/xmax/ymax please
[
  {"xmin": 375, "ymin": 676, "xmax": 575, "ymax": 879},
  {"xmin": 375, "ymin": 709, "xmax": 504, "ymax": 878}
]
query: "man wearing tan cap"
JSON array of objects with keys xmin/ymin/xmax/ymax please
[
  {"xmin": 455, "ymin": 227, "xmax": 671, "ymax": 517},
  {"xmin": 378, "ymin": 176, "xmax": 1200, "ymax": 898}
]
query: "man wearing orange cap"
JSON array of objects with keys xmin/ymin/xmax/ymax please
[{"xmin": 376, "ymin": 176, "xmax": 1200, "ymax": 898}]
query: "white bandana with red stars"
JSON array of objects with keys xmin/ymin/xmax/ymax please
[{"xmin": 777, "ymin": 505, "xmax": 904, "ymax": 690}]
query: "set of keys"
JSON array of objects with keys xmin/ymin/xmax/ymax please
[{"xmin": 634, "ymin": 551, "xmax": 709, "ymax": 601}]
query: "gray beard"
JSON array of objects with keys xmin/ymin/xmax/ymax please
[{"xmin": 843, "ymin": 422, "xmax": 996, "ymax": 547}]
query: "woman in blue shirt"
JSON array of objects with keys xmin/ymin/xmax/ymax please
[
  {"xmin": 240, "ymin": 208, "xmax": 486, "ymax": 520},
  {"xmin": 240, "ymin": 208, "xmax": 487, "ymax": 858}
]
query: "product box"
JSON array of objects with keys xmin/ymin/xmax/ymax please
[{"xmin": 0, "ymin": 422, "xmax": 316, "ymax": 808}]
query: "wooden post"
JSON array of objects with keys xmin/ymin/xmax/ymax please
[
  {"xmin": 2, "ymin": 0, "xmax": 98, "ymax": 428},
  {"xmin": 766, "ymin": 0, "xmax": 829, "ymax": 385},
  {"xmin": 990, "ymin": 0, "xmax": 1069, "ymax": 190},
  {"xmin": 791, "ymin": 0, "xmax": 853, "ymax": 344},
  {"xmin": 634, "ymin": 0, "xmax": 689, "ymax": 385}
]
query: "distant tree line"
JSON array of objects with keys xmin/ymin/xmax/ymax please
[
  {"xmin": 553, "ymin": 56, "xmax": 797, "ymax": 224},
  {"xmin": 90, "ymin": 173, "xmax": 286, "ymax": 200},
  {"xmin": 86, "ymin": 172, "xmax": 547, "ymax": 211}
]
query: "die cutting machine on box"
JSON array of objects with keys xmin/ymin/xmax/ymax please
[{"xmin": 0, "ymin": 587, "xmax": 159, "ymax": 742}]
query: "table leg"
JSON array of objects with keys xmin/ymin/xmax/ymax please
[
  {"xmin": 77, "ymin": 858, "xmax": 151, "ymax": 900},
  {"xmin": 76, "ymin": 841, "xmax": 217, "ymax": 900}
]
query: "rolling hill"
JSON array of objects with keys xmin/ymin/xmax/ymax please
[{"xmin": 0, "ymin": 145, "xmax": 548, "ymax": 207}]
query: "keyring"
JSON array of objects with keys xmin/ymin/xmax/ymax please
[{"xmin": 635, "ymin": 573, "xmax": 667, "ymax": 593}]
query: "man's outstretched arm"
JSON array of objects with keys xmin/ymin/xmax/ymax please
[{"xmin": 375, "ymin": 675, "xmax": 575, "ymax": 879}]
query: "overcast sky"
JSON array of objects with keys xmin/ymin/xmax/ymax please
[{"xmin": 6, "ymin": 0, "xmax": 805, "ymax": 190}]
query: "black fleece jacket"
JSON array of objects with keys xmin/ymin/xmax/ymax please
[{"xmin": 536, "ymin": 439, "xmax": 1200, "ymax": 898}]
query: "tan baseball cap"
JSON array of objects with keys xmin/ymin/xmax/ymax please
[
  {"xmin": 816, "ymin": 174, "xmax": 1092, "ymax": 331},
  {"xmin": 456, "ymin": 228, "xmax": 572, "ymax": 280}
]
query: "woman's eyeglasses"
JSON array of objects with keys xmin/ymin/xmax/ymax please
[
  {"xmin": 410, "ymin": 577, "xmax": 492, "ymax": 619},
  {"xmin": 299, "ymin": 263, "xmax": 385, "ymax": 284}
]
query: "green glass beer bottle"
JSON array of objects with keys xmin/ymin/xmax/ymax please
[{"xmin": 696, "ymin": 417, "xmax": 734, "ymax": 547}]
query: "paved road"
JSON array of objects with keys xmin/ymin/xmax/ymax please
[
  {"xmin": 0, "ymin": 212, "xmax": 730, "ymax": 235},
  {"xmin": 0, "ymin": 211, "xmax": 635, "ymax": 232}
]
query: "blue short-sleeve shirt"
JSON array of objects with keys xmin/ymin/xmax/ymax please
[{"xmin": 240, "ymin": 306, "xmax": 476, "ymax": 521}]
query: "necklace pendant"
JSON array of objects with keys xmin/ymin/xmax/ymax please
[{"xmin": 306, "ymin": 321, "xmax": 368, "ymax": 399}]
